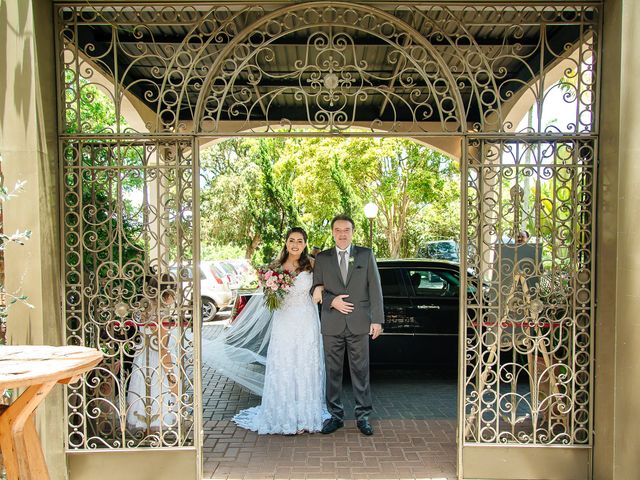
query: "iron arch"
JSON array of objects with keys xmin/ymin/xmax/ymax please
[{"xmin": 182, "ymin": 2, "xmax": 467, "ymax": 134}]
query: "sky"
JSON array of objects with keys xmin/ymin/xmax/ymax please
[{"xmin": 515, "ymin": 79, "xmax": 586, "ymax": 133}]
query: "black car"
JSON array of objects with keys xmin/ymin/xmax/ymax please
[
  {"xmin": 372, "ymin": 259, "xmax": 461, "ymax": 365},
  {"xmin": 231, "ymin": 259, "xmax": 463, "ymax": 366}
]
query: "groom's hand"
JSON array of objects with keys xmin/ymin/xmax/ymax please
[
  {"xmin": 370, "ymin": 323, "xmax": 383, "ymax": 340},
  {"xmin": 331, "ymin": 295, "xmax": 354, "ymax": 314}
]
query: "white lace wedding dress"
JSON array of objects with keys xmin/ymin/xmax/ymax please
[{"xmin": 232, "ymin": 271, "xmax": 328, "ymax": 434}]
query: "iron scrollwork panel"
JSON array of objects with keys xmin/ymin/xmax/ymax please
[
  {"xmin": 463, "ymin": 136, "xmax": 595, "ymax": 445},
  {"xmin": 54, "ymin": 0, "xmax": 601, "ymax": 453},
  {"xmin": 56, "ymin": 2, "xmax": 599, "ymax": 136},
  {"xmin": 63, "ymin": 138, "xmax": 196, "ymax": 449}
]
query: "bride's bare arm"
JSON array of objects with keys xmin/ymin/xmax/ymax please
[
  {"xmin": 311, "ymin": 255, "xmax": 330, "ymax": 304},
  {"xmin": 312, "ymin": 285, "xmax": 324, "ymax": 304}
]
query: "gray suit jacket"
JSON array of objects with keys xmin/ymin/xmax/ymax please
[{"xmin": 312, "ymin": 245, "xmax": 384, "ymax": 335}]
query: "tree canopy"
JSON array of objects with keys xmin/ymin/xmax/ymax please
[{"xmin": 199, "ymin": 137, "xmax": 461, "ymax": 263}]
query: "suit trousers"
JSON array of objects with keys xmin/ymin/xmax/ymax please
[{"xmin": 323, "ymin": 327, "xmax": 372, "ymax": 421}]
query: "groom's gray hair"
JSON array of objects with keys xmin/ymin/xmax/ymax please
[{"xmin": 331, "ymin": 214, "xmax": 355, "ymax": 229}]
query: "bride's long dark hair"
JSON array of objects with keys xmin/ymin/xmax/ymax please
[{"xmin": 274, "ymin": 227, "xmax": 313, "ymax": 273}]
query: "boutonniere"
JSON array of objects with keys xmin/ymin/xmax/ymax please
[{"xmin": 348, "ymin": 256, "xmax": 355, "ymax": 265}]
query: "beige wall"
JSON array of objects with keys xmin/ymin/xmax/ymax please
[
  {"xmin": 596, "ymin": 0, "xmax": 640, "ymax": 478},
  {"xmin": 0, "ymin": 0, "xmax": 65, "ymax": 478},
  {"xmin": 612, "ymin": 0, "xmax": 640, "ymax": 478}
]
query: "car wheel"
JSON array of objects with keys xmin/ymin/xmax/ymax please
[{"xmin": 202, "ymin": 297, "xmax": 218, "ymax": 322}]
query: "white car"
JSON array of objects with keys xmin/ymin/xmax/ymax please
[
  {"xmin": 226, "ymin": 259, "xmax": 258, "ymax": 289},
  {"xmin": 173, "ymin": 263, "xmax": 233, "ymax": 322},
  {"xmin": 201, "ymin": 262, "xmax": 235, "ymax": 320}
]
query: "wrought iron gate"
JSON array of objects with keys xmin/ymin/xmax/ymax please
[
  {"xmin": 56, "ymin": 1, "xmax": 600, "ymax": 478},
  {"xmin": 460, "ymin": 136, "xmax": 596, "ymax": 477},
  {"xmin": 62, "ymin": 137, "xmax": 198, "ymax": 448},
  {"xmin": 464, "ymin": 136, "xmax": 596, "ymax": 444}
]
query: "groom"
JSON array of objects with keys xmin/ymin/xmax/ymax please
[{"xmin": 312, "ymin": 214, "xmax": 384, "ymax": 436}]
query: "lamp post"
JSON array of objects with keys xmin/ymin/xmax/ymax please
[{"xmin": 364, "ymin": 202, "xmax": 378, "ymax": 249}]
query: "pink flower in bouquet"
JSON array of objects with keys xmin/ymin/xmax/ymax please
[{"xmin": 257, "ymin": 265, "xmax": 297, "ymax": 312}]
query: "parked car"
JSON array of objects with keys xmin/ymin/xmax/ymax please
[
  {"xmin": 226, "ymin": 259, "xmax": 259, "ymax": 289},
  {"xmin": 207, "ymin": 261, "xmax": 232, "ymax": 287},
  {"xmin": 214, "ymin": 260, "xmax": 243, "ymax": 290},
  {"xmin": 372, "ymin": 259, "xmax": 462, "ymax": 365},
  {"xmin": 230, "ymin": 259, "xmax": 468, "ymax": 365},
  {"xmin": 173, "ymin": 263, "xmax": 234, "ymax": 322}
]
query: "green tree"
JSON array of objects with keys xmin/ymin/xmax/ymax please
[
  {"xmin": 200, "ymin": 140, "xmax": 258, "ymax": 257},
  {"xmin": 248, "ymin": 139, "xmax": 301, "ymax": 263},
  {"xmin": 277, "ymin": 137, "xmax": 366, "ymax": 249},
  {"xmin": 198, "ymin": 137, "xmax": 460, "ymax": 261},
  {"xmin": 63, "ymin": 77, "xmax": 147, "ymax": 296},
  {"xmin": 199, "ymin": 138, "xmax": 303, "ymax": 263},
  {"xmin": 346, "ymin": 139, "xmax": 458, "ymax": 257},
  {"xmin": 330, "ymin": 158, "xmax": 358, "ymax": 218},
  {"xmin": 281, "ymin": 137, "xmax": 459, "ymax": 257}
]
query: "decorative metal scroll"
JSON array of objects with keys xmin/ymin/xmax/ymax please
[
  {"xmin": 63, "ymin": 138, "xmax": 196, "ymax": 448},
  {"xmin": 55, "ymin": 0, "xmax": 601, "ymax": 452},
  {"xmin": 57, "ymin": 2, "xmax": 599, "ymax": 135},
  {"xmin": 463, "ymin": 137, "xmax": 595, "ymax": 444}
]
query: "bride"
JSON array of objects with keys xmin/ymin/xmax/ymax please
[{"xmin": 231, "ymin": 227, "xmax": 328, "ymax": 434}]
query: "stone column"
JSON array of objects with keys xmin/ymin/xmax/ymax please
[
  {"xmin": 0, "ymin": 0, "xmax": 65, "ymax": 478},
  {"xmin": 612, "ymin": 0, "xmax": 640, "ymax": 478},
  {"xmin": 596, "ymin": 0, "xmax": 640, "ymax": 478}
]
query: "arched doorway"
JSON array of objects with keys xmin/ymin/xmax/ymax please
[{"xmin": 57, "ymin": 2, "xmax": 599, "ymax": 478}]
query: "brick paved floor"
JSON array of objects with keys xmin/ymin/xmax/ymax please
[{"xmin": 202, "ymin": 326, "xmax": 457, "ymax": 479}]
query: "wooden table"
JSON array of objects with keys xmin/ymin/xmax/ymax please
[{"xmin": 0, "ymin": 346, "xmax": 103, "ymax": 480}]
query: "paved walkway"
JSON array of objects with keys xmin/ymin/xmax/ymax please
[{"xmin": 201, "ymin": 326, "xmax": 457, "ymax": 479}]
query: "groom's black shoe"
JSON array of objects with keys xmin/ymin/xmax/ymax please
[
  {"xmin": 321, "ymin": 418, "xmax": 344, "ymax": 434},
  {"xmin": 356, "ymin": 419, "xmax": 374, "ymax": 436}
]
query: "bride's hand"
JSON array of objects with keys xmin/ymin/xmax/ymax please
[{"xmin": 312, "ymin": 286, "xmax": 323, "ymax": 304}]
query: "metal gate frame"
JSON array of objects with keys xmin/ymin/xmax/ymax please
[
  {"xmin": 459, "ymin": 134, "xmax": 597, "ymax": 479},
  {"xmin": 55, "ymin": 2, "xmax": 601, "ymax": 478}
]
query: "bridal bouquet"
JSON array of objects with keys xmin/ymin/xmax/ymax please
[{"xmin": 257, "ymin": 266, "xmax": 297, "ymax": 312}]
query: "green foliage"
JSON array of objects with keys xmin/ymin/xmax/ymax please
[
  {"xmin": 248, "ymin": 139, "xmax": 301, "ymax": 263},
  {"xmin": 329, "ymin": 158, "xmax": 358, "ymax": 217},
  {"xmin": 201, "ymin": 244, "xmax": 247, "ymax": 261},
  {"xmin": 199, "ymin": 137, "xmax": 460, "ymax": 259},
  {"xmin": 200, "ymin": 141, "xmax": 256, "ymax": 252},
  {"xmin": 200, "ymin": 138, "xmax": 304, "ymax": 263},
  {"xmin": 0, "ymin": 180, "xmax": 31, "ymax": 250},
  {"xmin": 283, "ymin": 137, "xmax": 460, "ymax": 257},
  {"xmin": 65, "ymin": 72, "xmax": 127, "ymax": 135},
  {"xmin": 64, "ymin": 74, "xmax": 147, "ymax": 285},
  {"xmin": 78, "ymin": 187, "xmax": 146, "ymax": 276}
]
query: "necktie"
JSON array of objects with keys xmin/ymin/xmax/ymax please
[{"xmin": 339, "ymin": 250, "xmax": 348, "ymax": 283}]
